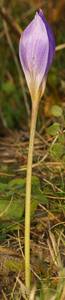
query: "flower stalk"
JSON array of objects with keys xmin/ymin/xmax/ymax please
[{"xmin": 25, "ymin": 97, "xmax": 39, "ymax": 293}]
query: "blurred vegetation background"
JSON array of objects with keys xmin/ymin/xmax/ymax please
[{"xmin": 0, "ymin": 1, "xmax": 65, "ymax": 299}]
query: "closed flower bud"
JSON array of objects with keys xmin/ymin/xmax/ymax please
[{"xmin": 19, "ymin": 9, "xmax": 55, "ymax": 101}]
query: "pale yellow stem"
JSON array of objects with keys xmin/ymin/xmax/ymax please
[
  {"xmin": 25, "ymin": 99, "xmax": 39, "ymax": 294},
  {"xmin": 25, "ymin": 79, "xmax": 46, "ymax": 296}
]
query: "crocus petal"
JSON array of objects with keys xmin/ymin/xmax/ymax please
[
  {"xmin": 19, "ymin": 10, "xmax": 55, "ymax": 100},
  {"xmin": 38, "ymin": 9, "xmax": 55, "ymax": 73}
]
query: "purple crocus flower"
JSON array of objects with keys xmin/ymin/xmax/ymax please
[{"xmin": 19, "ymin": 9, "xmax": 55, "ymax": 101}]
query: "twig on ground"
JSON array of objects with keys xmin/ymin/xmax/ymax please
[{"xmin": 3, "ymin": 20, "xmax": 30, "ymax": 118}]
